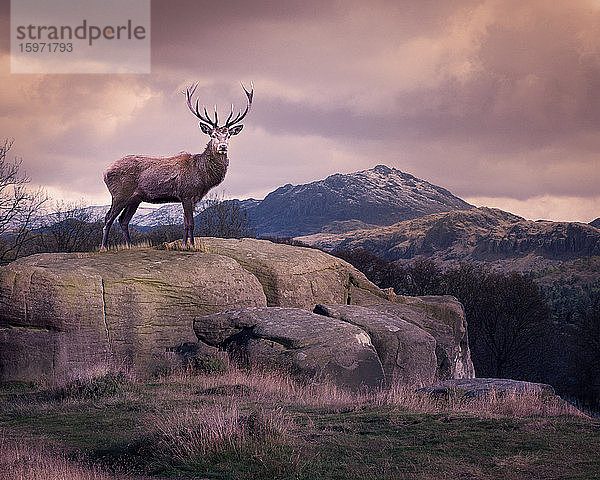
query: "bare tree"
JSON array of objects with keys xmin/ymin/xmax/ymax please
[
  {"xmin": 467, "ymin": 272, "xmax": 551, "ymax": 378},
  {"xmin": 567, "ymin": 287, "xmax": 600, "ymax": 409},
  {"xmin": 195, "ymin": 192, "xmax": 256, "ymax": 239},
  {"xmin": 0, "ymin": 139, "xmax": 46, "ymax": 264},
  {"xmin": 36, "ymin": 201, "xmax": 103, "ymax": 252}
]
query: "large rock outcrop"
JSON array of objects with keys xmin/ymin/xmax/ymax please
[
  {"xmin": 0, "ymin": 238, "xmax": 475, "ymax": 387},
  {"xmin": 419, "ymin": 378, "xmax": 555, "ymax": 397},
  {"xmin": 194, "ymin": 307, "xmax": 385, "ymax": 388},
  {"xmin": 177, "ymin": 237, "xmax": 384, "ymax": 309},
  {"xmin": 368, "ymin": 295, "xmax": 475, "ymax": 380},
  {"xmin": 192, "ymin": 301, "xmax": 473, "ymax": 387},
  {"xmin": 0, "ymin": 249, "xmax": 266, "ymax": 380}
]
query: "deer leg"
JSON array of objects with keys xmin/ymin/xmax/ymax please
[
  {"xmin": 101, "ymin": 200, "xmax": 127, "ymax": 249},
  {"xmin": 182, "ymin": 200, "xmax": 195, "ymax": 246},
  {"xmin": 118, "ymin": 200, "xmax": 141, "ymax": 246}
]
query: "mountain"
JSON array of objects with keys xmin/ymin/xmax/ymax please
[
  {"xmin": 27, "ymin": 165, "xmax": 599, "ymax": 274},
  {"xmin": 85, "ymin": 164, "xmax": 469, "ymax": 236},
  {"xmin": 77, "ymin": 205, "xmax": 158, "ymax": 223},
  {"xmin": 131, "ymin": 204, "xmax": 183, "ymax": 227},
  {"xmin": 34, "ymin": 200, "xmax": 260, "ymax": 231},
  {"xmin": 296, "ymin": 207, "xmax": 600, "ymax": 272},
  {"xmin": 33, "ymin": 205, "xmax": 158, "ymax": 229},
  {"xmin": 243, "ymin": 165, "xmax": 472, "ymax": 237},
  {"xmin": 129, "ymin": 199, "xmax": 261, "ymax": 228}
]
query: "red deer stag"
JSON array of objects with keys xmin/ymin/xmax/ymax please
[{"xmin": 101, "ymin": 82, "xmax": 253, "ymax": 249}]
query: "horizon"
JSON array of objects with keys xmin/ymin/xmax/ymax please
[{"xmin": 2, "ymin": 1, "xmax": 600, "ymax": 223}]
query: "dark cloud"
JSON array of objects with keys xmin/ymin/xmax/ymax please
[{"xmin": 1, "ymin": 0, "xmax": 599, "ymax": 221}]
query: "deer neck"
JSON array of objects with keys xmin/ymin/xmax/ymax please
[{"xmin": 196, "ymin": 143, "xmax": 229, "ymax": 189}]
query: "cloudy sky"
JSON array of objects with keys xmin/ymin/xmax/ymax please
[{"xmin": 1, "ymin": 0, "xmax": 599, "ymax": 222}]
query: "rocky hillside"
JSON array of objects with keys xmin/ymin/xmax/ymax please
[
  {"xmin": 590, "ymin": 217, "xmax": 600, "ymax": 229},
  {"xmin": 297, "ymin": 207, "xmax": 600, "ymax": 272},
  {"xmin": 244, "ymin": 165, "xmax": 472, "ymax": 237},
  {"xmin": 534, "ymin": 256, "xmax": 600, "ymax": 290}
]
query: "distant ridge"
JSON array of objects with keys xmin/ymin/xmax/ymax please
[
  {"xmin": 243, "ymin": 165, "xmax": 473, "ymax": 237},
  {"xmin": 30, "ymin": 165, "xmax": 600, "ymax": 273},
  {"xmin": 296, "ymin": 207, "xmax": 600, "ymax": 272}
]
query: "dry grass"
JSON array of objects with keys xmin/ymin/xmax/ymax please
[
  {"xmin": 149, "ymin": 398, "xmax": 290, "ymax": 460},
  {"xmin": 0, "ymin": 364, "xmax": 592, "ymax": 480},
  {"xmin": 375, "ymin": 382, "xmax": 585, "ymax": 418},
  {"xmin": 160, "ymin": 365, "xmax": 368, "ymax": 412},
  {"xmin": 131, "ymin": 366, "xmax": 586, "ymax": 474},
  {"xmin": 0, "ymin": 436, "xmax": 114, "ymax": 480},
  {"xmin": 157, "ymin": 364, "xmax": 585, "ymax": 419},
  {"xmin": 159, "ymin": 238, "xmax": 208, "ymax": 252},
  {"xmin": 97, "ymin": 240, "xmax": 154, "ymax": 252}
]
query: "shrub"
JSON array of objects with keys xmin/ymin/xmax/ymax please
[{"xmin": 50, "ymin": 371, "xmax": 130, "ymax": 401}]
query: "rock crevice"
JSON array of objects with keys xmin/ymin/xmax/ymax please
[{"xmin": 100, "ymin": 278, "xmax": 112, "ymax": 362}]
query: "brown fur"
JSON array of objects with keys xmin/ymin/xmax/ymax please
[{"xmin": 101, "ymin": 142, "xmax": 229, "ymax": 248}]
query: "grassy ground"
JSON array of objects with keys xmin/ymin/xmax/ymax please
[{"xmin": 1, "ymin": 365, "xmax": 598, "ymax": 480}]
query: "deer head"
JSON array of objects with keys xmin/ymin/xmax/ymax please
[{"xmin": 185, "ymin": 82, "xmax": 253, "ymax": 155}]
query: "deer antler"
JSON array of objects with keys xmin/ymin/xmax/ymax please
[
  {"xmin": 185, "ymin": 82, "xmax": 253, "ymax": 128},
  {"xmin": 225, "ymin": 82, "xmax": 254, "ymax": 128},
  {"xmin": 185, "ymin": 82, "xmax": 218, "ymax": 128}
]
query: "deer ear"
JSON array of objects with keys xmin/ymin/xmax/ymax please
[
  {"xmin": 199, "ymin": 122, "xmax": 213, "ymax": 135},
  {"xmin": 229, "ymin": 125, "xmax": 244, "ymax": 136}
]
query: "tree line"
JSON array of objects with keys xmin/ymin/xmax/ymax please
[{"xmin": 336, "ymin": 248, "xmax": 600, "ymax": 412}]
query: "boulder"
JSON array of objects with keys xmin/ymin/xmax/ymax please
[
  {"xmin": 194, "ymin": 307, "xmax": 385, "ymax": 388},
  {"xmin": 0, "ymin": 249, "xmax": 266, "ymax": 381},
  {"xmin": 168, "ymin": 237, "xmax": 386, "ymax": 309},
  {"xmin": 419, "ymin": 378, "xmax": 555, "ymax": 397},
  {"xmin": 313, "ymin": 304, "xmax": 437, "ymax": 386},
  {"xmin": 355, "ymin": 295, "xmax": 475, "ymax": 380}
]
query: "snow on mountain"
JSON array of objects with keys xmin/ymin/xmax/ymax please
[
  {"xmin": 131, "ymin": 204, "xmax": 183, "ymax": 227},
  {"xmin": 245, "ymin": 165, "xmax": 473, "ymax": 237},
  {"xmin": 32, "ymin": 205, "xmax": 158, "ymax": 229},
  {"xmin": 130, "ymin": 199, "xmax": 260, "ymax": 227}
]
